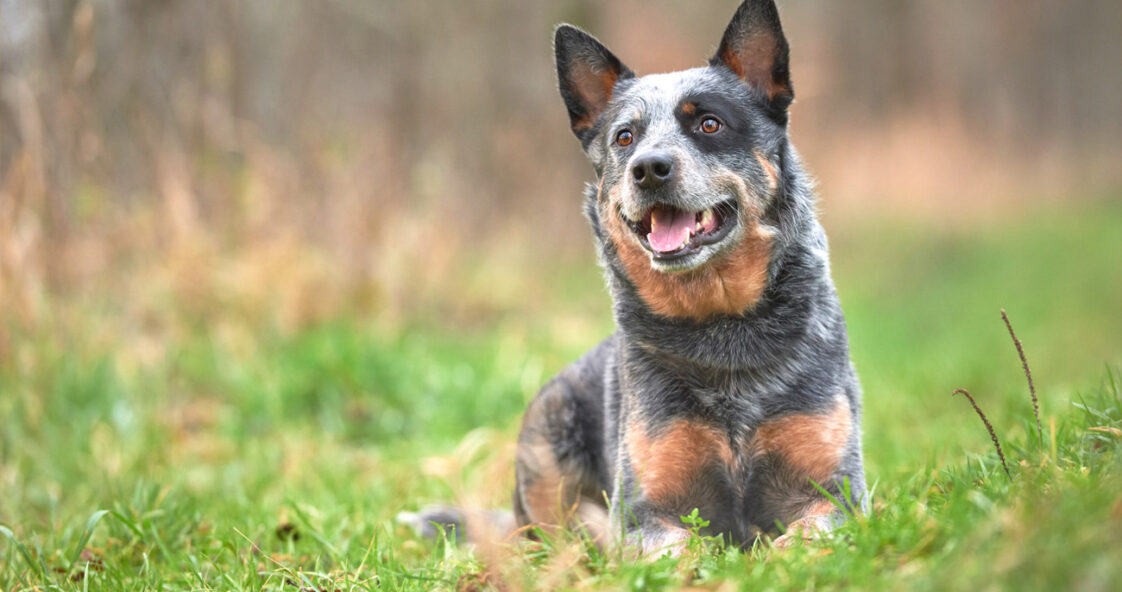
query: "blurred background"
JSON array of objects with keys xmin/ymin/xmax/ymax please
[
  {"xmin": 0, "ymin": 0, "xmax": 1120, "ymax": 508},
  {"xmin": 3, "ymin": 0, "xmax": 1120, "ymax": 321}
]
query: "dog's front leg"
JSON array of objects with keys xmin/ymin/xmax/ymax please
[
  {"xmin": 611, "ymin": 417, "xmax": 737, "ymax": 557},
  {"xmin": 746, "ymin": 392, "xmax": 866, "ymax": 548}
]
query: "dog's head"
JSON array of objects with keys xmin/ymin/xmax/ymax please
[{"xmin": 556, "ymin": 0, "xmax": 794, "ymax": 321}]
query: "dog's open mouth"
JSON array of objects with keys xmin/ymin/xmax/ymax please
[{"xmin": 627, "ymin": 200, "xmax": 738, "ymax": 260}]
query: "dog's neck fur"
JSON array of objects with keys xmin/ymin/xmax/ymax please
[{"xmin": 585, "ymin": 140, "xmax": 843, "ymax": 374}]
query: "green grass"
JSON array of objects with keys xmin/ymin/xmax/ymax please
[{"xmin": 2, "ymin": 201, "xmax": 1120, "ymax": 590}]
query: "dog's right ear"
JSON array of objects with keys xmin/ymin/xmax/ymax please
[{"xmin": 554, "ymin": 25, "xmax": 634, "ymax": 147}]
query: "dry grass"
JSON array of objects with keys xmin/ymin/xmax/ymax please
[
  {"xmin": 2, "ymin": 1, "xmax": 1118, "ymax": 351},
  {"xmin": 1001, "ymin": 309, "xmax": 1043, "ymax": 450},
  {"xmin": 952, "ymin": 387, "xmax": 1011, "ymax": 479}
]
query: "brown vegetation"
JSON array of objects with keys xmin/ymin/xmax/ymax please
[{"xmin": 1, "ymin": 1, "xmax": 1118, "ymax": 333}]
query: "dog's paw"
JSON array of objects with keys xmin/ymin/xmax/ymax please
[
  {"xmin": 396, "ymin": 506, "xmax": 466, "ymax": 541},
  {"xmin": 771, "ymin": 515, "xmax": 833, "ymax": 550},
  {"xmin": 638, "ymin": 527, "xmax": 691, "ymax": 559}
]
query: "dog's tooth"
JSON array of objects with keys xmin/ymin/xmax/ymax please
[{"xmin": 700, "ymin": 209, "xmax": 714, "ymax": 230}]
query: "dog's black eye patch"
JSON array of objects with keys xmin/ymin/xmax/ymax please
[
  {"xmin": 675, "ymin": 92, "xmax": 755, "ymax": 154},
  {"xmin": 676, "ymin": 92, "xmax": 745, "ymax": 132}
]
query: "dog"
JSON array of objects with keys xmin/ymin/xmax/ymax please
[{"xmin": 404, "ymin": 0, "xmax": 865, "ymax": 555}]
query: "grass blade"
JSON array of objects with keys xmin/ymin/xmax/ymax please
[
  {"xmin": 0, "ymin": 524, "xmax": 48, "ymax": 579},
  {"xmin": 69, "ymin": 509, "xmax": 109, "ymax": 569}
]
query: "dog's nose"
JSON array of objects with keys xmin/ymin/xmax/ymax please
[{"xmin": 631, "ymin": 152, "xmax": 674, "ymax": 190}]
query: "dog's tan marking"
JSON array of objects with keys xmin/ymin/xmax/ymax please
[
  {"xmin": 601, "ymin": 174, "xmax": 774, "ymax": 320},
  {"xmin": 681, "ymin": 102, "xmax": 696, "ymax": 115},
  {"xmin": 570, "ymin": 63, "xmax": 619, "ymax": 131},
  {"xmin": 752, "ymin": 395, "xmax": 852, "ymax": 483},
  {"xmin": 517, "ymin": 441, "xmax": 608, "ymax": 541},
  {"xmin": 517, "ymin": 393, "xmax": 576, "ymax": 530},
  {"xmin": 518, "ymin": 440, "xmax": 567, "ymax": 526},
  {"xmin": 515, "ymin": 387, "xmax": 609, "ymax": 541},
  {"xmin": 754, "ymin": 150, "xmax": 779, "ymax": 195},
  {"xmin": 801, "ymin": 498, "xmax": 838, "ymax": 519},
  {"xmin": 626, "ymin": 419, "xmax": 734, "ymax": 505}
]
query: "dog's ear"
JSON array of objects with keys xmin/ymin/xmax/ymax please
[
  {"xmin": 710, "ymin": 0, "xmax": 793, "ymax": 122},
  {"xmin": 555, "ymin": 24, "xmax": 634, "ymax": 147}
]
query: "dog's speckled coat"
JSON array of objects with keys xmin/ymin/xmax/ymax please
[{"xmin": 413, "ymin": 0, "xmax": 865, "ymax": 555}]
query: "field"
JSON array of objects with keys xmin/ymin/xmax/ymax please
[{"xmin": 1, "ymin": 200, "xmax": 1121, "ymax": 590}]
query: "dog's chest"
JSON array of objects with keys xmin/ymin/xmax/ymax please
[{"xmin": 625, "ymin": 378, "xmax": 817, "ymax": 538}]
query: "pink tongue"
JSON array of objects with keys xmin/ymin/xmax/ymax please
[{"xmin": 647, "ymin": 208, "xmax": 695, "ymax": 253}]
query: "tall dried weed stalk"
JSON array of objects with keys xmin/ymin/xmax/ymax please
[
  {"xmin": 1001, "ymin": 309, "xmax": 1043, "ymax": 450},
  {"xmin": 952, "ymin": 388, "xmax": 1012, "ymax": 479}
]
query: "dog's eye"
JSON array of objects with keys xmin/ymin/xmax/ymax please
[
  {"xmin": 616, "ymin": 130, "xmax": 634, "ymax": 146},
  {"xmin": 700, "ymin": 118, "xmax": 721, "ymax": 134}
]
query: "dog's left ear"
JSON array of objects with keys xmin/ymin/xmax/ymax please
[{"xmin": 710, "ymin": 0, "xmax": 793, "ymax": 123}]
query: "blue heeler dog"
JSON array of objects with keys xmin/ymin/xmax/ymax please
[{"xmin": 404, "ymin": 0, "xmax": 866, "ymax": 555}]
